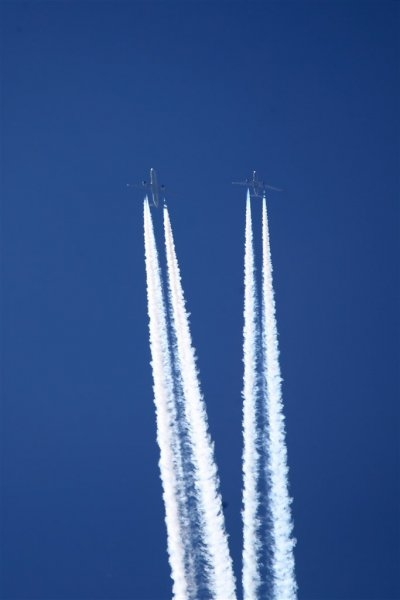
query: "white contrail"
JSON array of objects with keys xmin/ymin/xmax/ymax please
[
  {"xmin": 261, "ymin": 196, "xmax": 297, "ymax": 599},
  {"xmin": 242, "ymin": 191, "xmax": 262, "ymax": 599},
  {"xmin": 143, "ymin": 198, "xmax": 193, "ymax": 600},
  {"xmin": 163, "ymin": 205, "xmax": 237, "ymax": 600}
]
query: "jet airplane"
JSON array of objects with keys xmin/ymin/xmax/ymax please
[
  {"xmin": 127, "ymin": 168, "xmax": 165, "ymax": 207},
  {"xmin": 232, "ymin": 171, "xmax": 282, "ymax": 198}
]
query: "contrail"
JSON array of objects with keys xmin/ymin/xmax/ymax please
[
  {"xmin": 143, "ymin": 198, "xmax": 193, "ymax": 600},
  {"xmin": 242, "ymin": 191, "xmax": 262, "ymax": 599},
  {"xmin": 163, "ymin": 205, "xmax": 237, "ymax": 600},
  {"xmin": 261, "ymin": 196, "xmax": 297, "ymax": 599}
]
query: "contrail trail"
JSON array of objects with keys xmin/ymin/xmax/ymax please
[
  {"xmin": 143, "ymin": 198, "xmax": 193, "ymax": 600},
  {"xmin": 242, "ymin": 191, "xmax": 262, "ymax": 599},
  {"xmin": 163, "ymin": 205, "xmax": 237, "ymax": 600},
  {"xmin": 261, "ymin": 196, "xmax": 297, "ymax": 599}
]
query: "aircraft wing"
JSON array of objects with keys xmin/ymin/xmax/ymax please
[
  {"xmin": 127, "ymin": 182, "xmax": 149, "ymax": 189},
  {"xmin": 264, "ymin": 184, "xmax": 283, "ymax": 192}
]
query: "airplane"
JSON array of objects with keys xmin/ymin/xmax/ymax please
[
  {"xmin": 127, "ymin": 168, "xmax": 165, "ymax": 207},
  {"xmin": 232, "ymin": 171, "xmax": 282, "ymax": 198}
]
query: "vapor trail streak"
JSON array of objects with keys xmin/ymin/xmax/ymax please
[
  {"xmin": 143, "ymin": 198, "xmax": 191, "ymax": 600},
  {"xmin": 261, "ymin": 197, "xmax": 297, "ymax": 599},
  {"xmin": 163, "ymin": 206, "xmax": 237, "ymax": 600},
  {"xmin": 242, "ymin": 191, "xmax": 262, "ymax": 599}
]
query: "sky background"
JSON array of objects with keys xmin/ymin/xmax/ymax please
[{"xmin": 1, "ymin": 1, "xmax": 399, "ymax": 599}]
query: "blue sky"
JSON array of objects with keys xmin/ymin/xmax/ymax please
[{"xmin": 1, "ymin": 1, "xmax": 399, "ymax": 599}]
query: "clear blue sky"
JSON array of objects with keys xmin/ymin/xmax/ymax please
[{"xmin": 1, "ymin": 2, "xmax": 399, "ymax": 599}]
